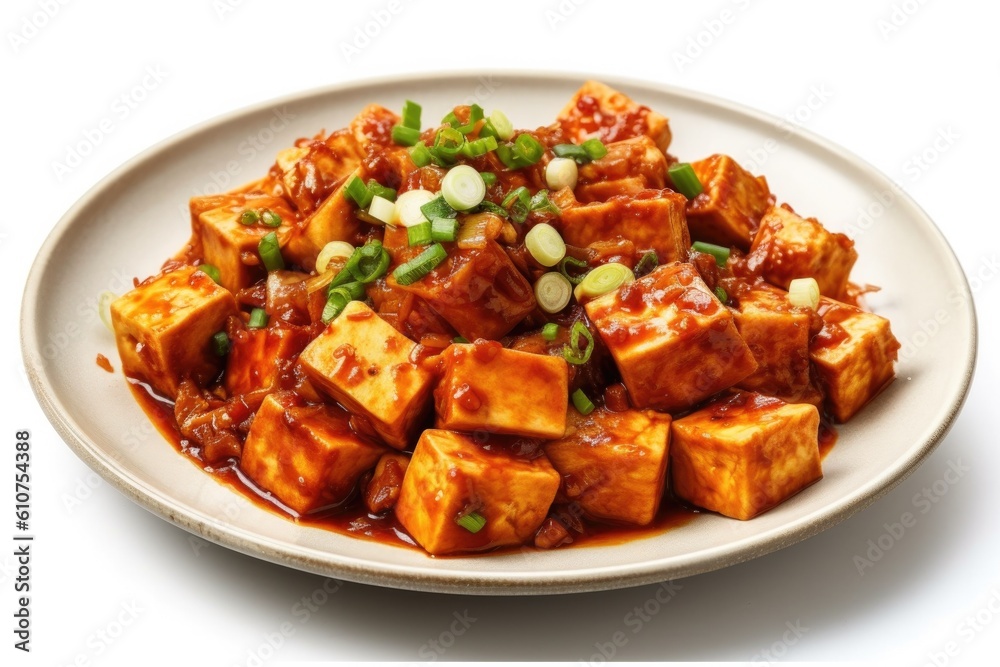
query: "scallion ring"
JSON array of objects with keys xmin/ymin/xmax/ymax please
[
  {"xmin": 562, "ymin": 320, "xmax": 595, "ymax": 365},
  {"xmin": 442, "ymin": 164, "xmax": 487, "ymax": 211},
  {"xmin": 573, "ymin": 262, "xmax": 634, "ymax": 301},
  {"xmin": 534, "ymin": 272, "xmax": 572, "ymax": 314}
]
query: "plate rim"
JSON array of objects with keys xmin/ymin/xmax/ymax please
[{"xmin": 20, "ymin": 70, "xmax": 979, "ymax": 595}]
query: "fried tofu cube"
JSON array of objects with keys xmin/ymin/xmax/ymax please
[
  {"xmin": 241, "ymin": 392, "xmax": 387, "ymax": 515},
  {"xmin": 390, "ymin": 238, "xmax": 536, "ymax": 341},
  {"xmin": 395, "ymin": 429, "xmax": 560, "ymax": 555},
  {"xmin": 111, "ymin": 266, "xmax": 238, "ymax": 399},
  {"xmin": 544, "ymin": 408, "xmax": 671, "ymax": 526},
  {"xmin": 224, "ymin": 326, "xmax": 313, "ymax": 396},
  {"xmin": 283, "ymin": 170, "xmax": 362, "ymax": 271},
  {"xmin": 748, "ymin": 204, "xmax": 858, "ymax": 299},
  {"xmin": 297, "ymin": 301, "xmax": 434, "ymax": 449},
  {"xmin": 686, "ymin": 154, "xmax": 772, "ymax": 250},
  {"xmin": 671, "ymin": 392, "xmax": 822, "ymax": 520},
  {"xmin": 810, "ymin": 297, "xmax": 899, "ymax": 422},
  {"xmin": 192, "ymin": 194, "xmax": 297, "ymax": 293},
  {"xmin": 585, "ymin": 263, "xmax": 758, "ymax": 412},
  {"xmin": 556, "ymin": 80, "xmax": 672, "ymax": 153},
  {"xmin": 575, "ymin": 136, "xmax": 667, "ymax": 203},
  {"xmin": 733, "ymin": 283, "xmax": 820, "ymax": 404},
  {"xmin": 434, "ymin": 341, "xmax": 569, "ymax": 439},
  {"xmin": 558, "ymin": 190, "xmax": 690, "ymax": 263}
]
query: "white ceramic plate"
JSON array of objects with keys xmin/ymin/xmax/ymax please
[{"xmin": 21, "ymin": 73, "xmax": 976, "ymax": 595}]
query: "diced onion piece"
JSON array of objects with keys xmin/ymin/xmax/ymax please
[
  {"xmin": 571, "ymin": 388, "xmax": 595, "ymax": 416},
  {"xmin": 573, "ymin": 262, "xmax": 634, "ymax": 301},
  {"xmin": 315, "ymin": 241, "xmax": 356, "ymax": 274},
  {"xmin": 534, "ymin": 272, "xmax": 572, "ymax": 314},
  {"xmin": 788, "ymin": 277, "xmax": 821, "ymax": 310},
  {"xmin": 545, "ymin": 157, "xmax": 578, "ymax": 191},
  {"xmin": 367, "ymin": 195, "xmax": 396, "ymax": 225},
  {"xmin": 525, "ymin": 223, "xmax": 566, "ymax": 267},
  {"xmin": 98, "ymin": 290, "xmax": 116, "ymax": 332},
  {"xmin": 441, "ymin": 164, "xmax": 486, "ymax": 211},
  {"xmin": 393, "ymin": 189, "xmax": 436, "ymax": 227}
]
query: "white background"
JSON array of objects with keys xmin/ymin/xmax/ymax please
[{"xmin": 4, "ymin": 0, "xmax": 998, "ymax": 664}]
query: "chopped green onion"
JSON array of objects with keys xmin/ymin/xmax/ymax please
[
  {"xmin": 258, "ymin": 232, "xmax": 284, "ymax": 272},
  {"xmin": 497, "ymin": 133, "xmax": 544, "ymax": 169},
  {"xmin": 456, "ymin": 511, "xmax": 486, "ymax": 533},
  {"xmin": 391, "ymin": 124, "xmax": 421, "ymax": 147},
  {"xmin": 400, "ymin": 100, "xmax": 422, "ymax": 130},
  {"xmin": 392, "ymin": 242, "xmax": 448, "ymax": 286},
  {"xmin": 430, "ymin": 217, "xmax": 459, "ymax": 242},
  {"xmin": 480, "ymin": 110, "xmax": 514, "ymax": 141},
  {"xmin": 394, "ymin": 189, "xmax": 436, "ymax": 227},
  {"xmin": 211, "ymin": 331, "xmax": 230, "ymax": 356},
  {"xmin": 558, "ymin": 256, "xmax": 590, "ymax": 285},
  {"xmin": 453, "ymin": 336, "xmax": 469, "ymax": 344},
  {"xmin": 343, "ymin": 175, "xmax": 374, "ymax": 209},
  {"xmin": 634, "ymin": 251, "xmax": 659, "ymax": 277},
  {"xmin": 571, "ymin": 388, "xmax": 595, "ymax": 415},
  {"xmin": 788, "ymin": 277, "xmax": 820, "ymax": 310},
  {"xmin": 691, "ymin": 241, "xmax": 730, "ymax": 267},
  {"xmin": 573, "ymin": 262, "xmax": 634, "ymax": 301},
  {"xmin": 480, "ymin": 172, "xmax": 497, "ymax": 187},
  {"xmin": 239, "ymin": 210, "xmax": 260, "ymax": 226},
  {"xmin": 525, "ymin": 223, "xmax": 566, "ymax": 267},
  {"xmin": 562, "ymin": 321, "xmax": 595, "ymax": 365},
  {"xmin": 420, "ymin": 195, "xmax": 458, "ymax": 221},
  {"xmin": 714, "ymin": 286, "xmax": 729, "ymax": 304},
  {"xmin": 367, "ymin": 195, "xmax": 396, "ymax": 225},
  {"xmin": 442, "ymin": 164, "xmax": 487, "ymax": 211},
  {"xmin": 530, "ymin": 190, "xmax": 561, "ymax": 216},
  {"xmin": 330, "ymin": 240, "xmax": 390, "ymax": 290},
  {"xmin": 316, "ymin": 241, "xmax": 355, "ymax": 273},
  {"xmin": 552, "ymin": 143, "xmax": 589, "ymax": 162},
  {"xmin": 341, "ymin": 280, "xmax": 367, "ymax": 300},
  {"xmin": 668, "ymin": 162, "xmax": 704, "ymax": 199},
  {"xmin": 545, "ymin": 157, "xmax": 579, "ymax": 190},
  {"xmin": 407, "ymin": 221, "xmax": 433, "ymax": 247},
  {"xmin": 367, "ymin": 180, "xmax": 397, "ymax": 202},
  {"xmin": 476, "ymin": 201, "xmax": 508, "ymax": 218},
  {"xmin": 581, "ymin": 138, "xmax": 608, "ymax": 161},
  {"xmin": 431, "ymin": 127, "xmax": 465, "ymax": 164},
  {"xmin": 260, "ymin": 209, "xmax": 282, "ymax": 227},
  {"xmin": 197, "ymin": 263, "xmax": 222, "ymax": 284},
  {"xmin": 321, "ymin": 287, "xmax": 352, "ymax": 324},
  {"xmin": 459, "ymin": 135, "xmax": 498, "ymax": 158},
  {"xmin": 248, "ymin": 308, "xmax": 268, "ymax": 329},
  {"xmin": 501, "ymin": 186, "xmax": 531, "ymax": 223},
  {"xmin": 542, "ymin": 322, "xmax": 560, "ymax": 341},
  {"xmin": 441, "ymin": 110, "xmax": 460, "ymax": 127},
  {"xmin": 409, "ymin": 141, "xmax": 433, "ymax": 168},
  {"xmin": 455, "ymin": 104, "xmax": 484, "ymax": 134},
  {"xmin": 534, "ymin": 272, "xmax": 573, "ymax": 314}
]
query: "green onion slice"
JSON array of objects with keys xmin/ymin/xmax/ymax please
[
  {"xmin": 239, "ymin": 210, "xmax": 260, "ymax": 226},
  {"xmin": 459, "ymin": 135, "xmax": 498, "ymax": 158},
  {"xmin": 248, "ymin": 308, "xmax": 268, "ymax": 329},
  {"xmin": 480, "ymin": 110, "xmax": 514, "ymax": 141},
  {"xmin": 367, "ymin": 180, "xmax": 397, "ymax": 202},
  {"xmin": 430, "ymin": 217, "xmax": 459, "ymax": 242},
  {"xmin": 480, "ymin": 172, "xmax": 497, "ymax": 187},
  {"xmin": 343, "ymin": 175, "xmax": 374, "ymax": 209},
  {"xmin": 501, "ymin": 186, "xmax": 531, "ymax": 223},
  {"xmin": 668, "ymin": 162, "xmax": 704, "ymax": 199},
  {"xmin": 432, "ymin": 127, "xmax": 465, "ymax": 163},
  {"xmin": 197, "ymin": 263, "xmax": 222, "ymax": 284},
  {"xmin": 530, "ymin": 190, "xmax": 561, "ymax": 216},
  {"xmin": 391, "ymin": 124, "xmax": 421, "ymax": 147},
  {"xmin": 211, "ymin": 331, "xmax": 230, "ymax": 356},
  {"xmin": 409, "ymin": 141, "xmax": 433, "ymax": 168},
  {"xmin": 691, "ymin": 241, "xmax": 730, "ymax": 267},
  {"xmin": 258, "ymin": 232, "xmax": 284, "ymax": 272},
  {"xmin": 581, "ymin": 138, "xmax": 608, "ymax": 160},
  {"xmin": 392, "ymin": 243, "xmax": 448, "ymax": 286},
  {"xmin": 400, "ymin": 99, "xmax": 422, "ymax": 130},
  {"xmin": 442, "ymin": 164, "xmax": 487, "ymax": 211},
  {"xmin": 788, "ymin": 277, "xmax": 820, "ymax": 310},
  {"xmin": 456, "ymin": 511, "xmax": 486, "ymax": 533},
  {"xmin": 420, "ymin": 195, "xmax": 457, "ymax": 222},
  {"xmin": 453, "ymin": 336, "xmax": 469, "ymax": 344},
  {"xmin": 407, "ymin": 221, "xmax": 433, "ymax": 247},
  {"xmin": 260, "ymin": 209, "xmax": 282, "ymax": 227},
  {"xmin": 321, "ymin": 288, "xmax": 352, "ymax": 324},
  {"xmin": 573, "ymin": 262, "xmax": 634, "ymax": 301},
  {"xmin": 542, "ymin": 322, "xmax": 560, "ymax": 341},
  {"xmin": 558, "ymin": 256, "xmax": 590, "ymax": 285},
  {"xmin": 329, "ymin": 240, "xmax": 390, "ymax": 291},
  {"xmin": 571, "ymin": 388, "xmax": 596, "ymax": 416},
  {"xmin": 525, "ymin": 223, "xmax": 567, "ymax": 267},
  {"xmin": 714, "ymin": 286, "xmax": 729, "ymax": 304},
  {"xmin": 562, "ymin": 321, "xmax": 595, "ymax": 365},
  {"xmin": 476, "ymin": 201, "xmax": 508, "ymax": 218},
  {"xmin": 534, "ymin": 272, "xmax": 573, "ymax": 314},
  {"xmin": 634, "ymin": 251, "xmax": 659, "ymax": 277}
]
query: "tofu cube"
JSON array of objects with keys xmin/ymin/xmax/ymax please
[
  {"xmin": 390, "ymin": 239, "xmax": 536, "ymax": 341},
  {"xmin": 192, "ymin": 194, "xmax": 297, "ymax": 292},
  {"xmin": 297, "ymin": 301, "xmax": 435, "ymax": 449},
  {"xmin": 748, "ymin": 204, "xmax": 858, "ymax": 299},
  {"xmin": 686, "ymin": 154, "xmax": 772, "ymax": 250},
  {"xmin": 434, "ymin": 341, "xmax": 569, "ymax": 439},
  {"xmin": 241, "ymin": 392, "xmax": 387, "ymax": 515},
  {"xmin": 810, "ymin": 297, "xmax": 899, "ymax": 422},
  {"xmin": 544, "ymin": 408, "xmax": 671, "ymax": 526},
  {"xmin": 671, "ymin": 392, "xmax": 822, "ymax": 520},
  {"xmin": 559, "ymin": 190, "xmax": 690, "ymax": 264},
  {"xmin": 395, "ymin": 429, "xmax": 560, "ymax": 555},
  {"xmin": 224, "ymin": 326, "xmax": 313, "ymax": 396},
  {"xmin": 585, "ymin": 263, "xmax": 758, "ymax": 412},
  {"xmin": 575, "ymin": 136, "xmax": 667, "ymax": 203},
  {"xmin": 556, "ymin": 80, "xmax": 672, "ymax": 153},
  {"xmin": 284, "ymin": 172, "xmax": 361, "ymax": 271},
  {"xmin": 733, "ymin": 283, "xmax": 820, "ymax": 404},
  {"xmin": 111, "ymin": 266, "xmax": 238, "ymax": 400}
]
